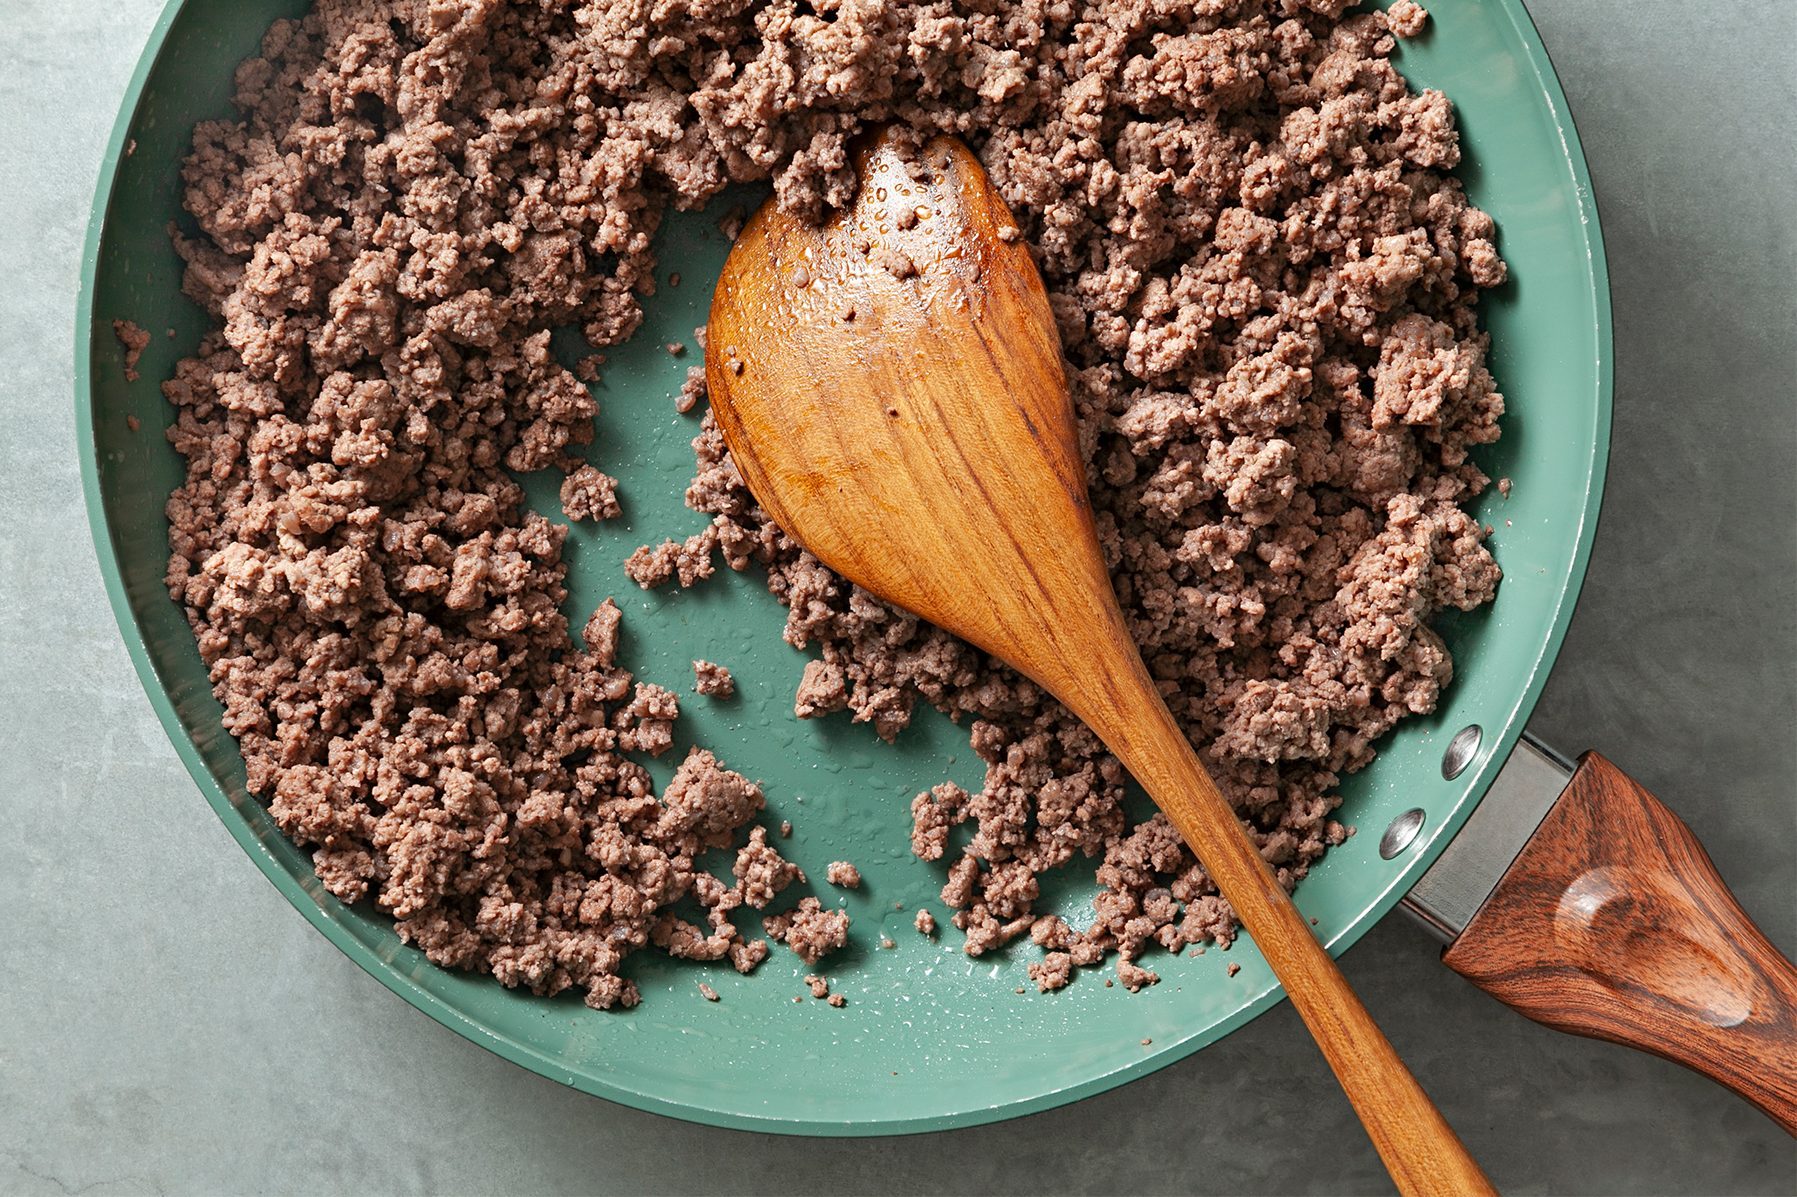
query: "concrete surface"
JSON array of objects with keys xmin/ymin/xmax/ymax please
[{"xmin": 2, "ymin": 0, "xmax": 1792, "ymax": 1192}]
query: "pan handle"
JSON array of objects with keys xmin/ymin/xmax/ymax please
[{"xmin": 1442, "ymin": 751, "xmax": 1797, "ymax": 1134}]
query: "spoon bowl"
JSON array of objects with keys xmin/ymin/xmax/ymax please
[{"xmin": 708, "ymin": 130, "xmax": 1120, "ymax": 709}]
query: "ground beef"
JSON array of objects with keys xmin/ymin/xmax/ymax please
[
  {"xmin": 1029, "ymin": 952, "xmax": 1074, "ymax": 993},
  {"xmin": 579, "ymin": 596, "xmax": 620, "ymax": 660},
  {"xmin": 675, "ymin": 366, "xmax": 707, "ymax": 415},
  {"xmin": 915, "ymin": 909, "xmax": 937, "ymax": 937},
  {"xmin": 1385, "ymin": 0, "xmax": 1429, "ymax": 38},
  {"xmin": 624, "ymin": 529, "xmax": 719, "ymax": 589},
  {"xmin": 113, "ymin": 319, "xmax": 149, "ymax": 382},
  {"xmin": 805, "ymin": 973, "xmax": 846, "ymax": 1005},
  {"xmin": 559, "ymin": 465, "xmax": 620, "ymax": 523},
  {"xmin": 162, "ymin": 0, "xmax": 1500, "ymax": 1005},
  {"xmin": 793, "ymin": 658, "xmax": 850, "ymax": 721},
  {"xmin": 763, "ymin": 897, "xmax": 851, "ymax": 965},
  {"xmin": 732, "ymin": 825, "xmax": 804, "ymax": 908},
  {"xmin": 825, "ymin": 861, "xmax": 862, "ymax": 889},
  {"xmin": 692, "ymin": 659, "xmax": 735, "ymax": 697},
  {"xmin": 1118, "ymin": 958, "xmax": 1162, "ymax": 992}
]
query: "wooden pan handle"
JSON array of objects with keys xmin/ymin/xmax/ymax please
[{"xmin": 1442, "ymin": 751, "xmax": 1797, "ymax": 1133}]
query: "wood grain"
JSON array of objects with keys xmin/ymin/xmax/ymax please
[
  {"xmin": 1444, "ymin": 751, "xmax": 1797, "ymax": 1134},
  {"xmin": 708, "ymin": 127, "xmax": 1494, "ymax": 1195}
]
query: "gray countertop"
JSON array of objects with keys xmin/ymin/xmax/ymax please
[{"xmin": 2, "ymin": 1, "xmax": 1792, "ymax": 1193}]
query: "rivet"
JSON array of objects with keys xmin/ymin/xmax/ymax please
[
  {"xmin": 1441, "ymin": 723, "xmax": 1483, "ymax": 780},
  {"xmin": 1380, "ymin": 808, "xmax": 1426, "ymax": 860}
]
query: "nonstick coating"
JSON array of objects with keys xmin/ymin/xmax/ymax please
[{"xmin": 76, "ymin": 0, "xmax": 1610, "ymax": 1134}]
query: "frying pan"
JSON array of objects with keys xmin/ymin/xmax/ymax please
[{"xmin": 76, "ymin": 0, "xmax": 1796, "ymax": 1136}]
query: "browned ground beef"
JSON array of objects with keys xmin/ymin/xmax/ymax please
[
  {"xmin": 114, "ymin": 319, "xmax": 150, "ymax": 382},
  {"xmin": 692, "ymin": 658, "xmax": 736, "ymax": 697},
  {"xmin": 163, "ymin": 0, "xmax": 1500, "ymax": 1005},
  {"xmin": 765, "ymin": 897, "xmax": 851, "ymax": 964}
]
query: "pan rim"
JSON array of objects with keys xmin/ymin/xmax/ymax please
[{"xmin": 74, "ymin": 0, "xmax": 1612, "ymax": 1137}]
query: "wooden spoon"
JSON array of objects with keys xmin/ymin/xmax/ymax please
[{"xmin": 707, "ymin": 126, "xmax": 1495, "ymax": 1197}]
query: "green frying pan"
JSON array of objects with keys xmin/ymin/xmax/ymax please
[{"xmin": 77, "ymin": 0, "xmax": 1611, "ymax": 1134}]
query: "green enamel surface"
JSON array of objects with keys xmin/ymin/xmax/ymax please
[{"xmin": 76, "ymin": 0, "xmax": 1610, "ymax": 1134}]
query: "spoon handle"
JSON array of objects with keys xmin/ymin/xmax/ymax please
[{"xmin": 1072, "ymin": 647, "xmax": 1496, "ymax": 1197}]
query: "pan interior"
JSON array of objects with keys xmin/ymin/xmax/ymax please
[{"xmin": 78, "ymin": 0, "xmax": 1609, "ymax": 1134}]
